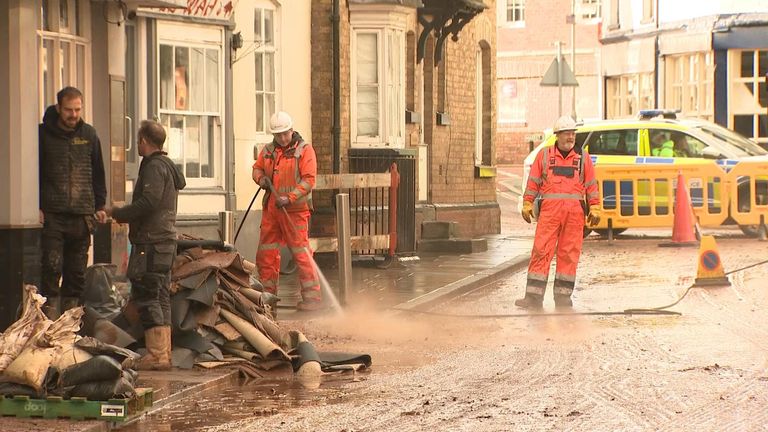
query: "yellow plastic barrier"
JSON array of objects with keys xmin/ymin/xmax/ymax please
[
  {"xmin": 592, "ymin": 162, "xmax": 729, "ymax": 229},
  {"xmin": 725, "ymin": 160, "xmax": 768, "ymax": 227}
]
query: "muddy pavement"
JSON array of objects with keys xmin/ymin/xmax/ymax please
[
  {"xmin": 122, "ymin": 166, "xmax": 768, "ymax": 431},
  {"xmin": 121, "ymin": 232, "xmax": 768, "ymax": 432}
]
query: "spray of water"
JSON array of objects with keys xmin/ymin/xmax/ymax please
[{"xmin": 312, "ymin": 259, "xmax": 344, "ymax": 316}]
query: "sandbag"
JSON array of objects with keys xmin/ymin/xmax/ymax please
[
  {"xmin": 52, "ymin": 344, "xmax": 93, "ymax": 370},
  {"xmin": 59, "ymin": 355, "xmax": 122, "ymax": 388},
  {"xmin": 0, "ymin": 382, "xmax": 41, "ymax": 398},
  {"xmin": 74, "ymin": 336, "xmax": 140, "ymax": 368},
  {"xmin": 0, "ymin": 285, "xmax": 49, "ymax": 373},
  {"xmin": 2, "ymin": 307, "xmax": 83, "ymax": 392},
  {"xmin": 68, "ymin": 376, "xmax": 135, "ymax": 401}
]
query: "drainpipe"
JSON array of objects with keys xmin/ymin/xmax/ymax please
[{"xmin": 332, "ymin": 0, "xmax": 341, "ymax": 174}]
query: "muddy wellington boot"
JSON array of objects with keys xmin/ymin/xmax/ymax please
[
  {"xmin": 136, "ymin": 326, "xmax": 172, "ymax": 371},
  {"xmin": 514, "ymin": 292, "xmax": 544, "ymax": 310}
]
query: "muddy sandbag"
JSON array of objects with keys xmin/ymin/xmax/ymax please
[
  {"xmin": 0, "ymin": 382, "xmax": 42, "ymax": 398},
  {"xmin": 74, "ymin": 336, "xmax": 140, "ymax": 368},
  {"xmin": 0, "ymin": 285, "xmax": 50, "ymax": 373},
  {"xmin": 68, "ymin": 376, "xmax": 135, "ymax": 401},
  {"xmin": 59, "ymin": 355, "xmax": 122, "ymax": 387},
  {"xmin": 53, "ymin": 347, "xmax": 94, "ymax": 371},
  {"xmin": 2, "ymin": 307, "xmax": 83, "ymax": 392}
]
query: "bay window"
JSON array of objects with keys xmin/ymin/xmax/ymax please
[{"xmin": 351, "ymin": 28, "xmax": 405, "ymax": 148}]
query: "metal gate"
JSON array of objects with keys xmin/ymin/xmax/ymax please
[{"xmin": 349, "ymin": 148, "xmax": 417, "ymax": 254}]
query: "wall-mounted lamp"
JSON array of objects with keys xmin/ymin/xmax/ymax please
[{"xmin": 231, "ymin": 31, "xmax": 244, "ymax": 50}]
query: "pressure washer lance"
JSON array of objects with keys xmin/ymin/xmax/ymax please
[
  {"xmin": 233, "ymin": 186, "xmax": 263, "ymax": 244},
  {"xmin": 262, "ymin": 177, "xmax": 343, "ymax": 314}
]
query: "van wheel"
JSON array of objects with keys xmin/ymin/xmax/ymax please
[
  {"xmin": 583, "ymin": 227, "xmax": 592, "ymax": 238},
  {"xmin": 594, "ymin": 228, "xmax": 627, "ymax": 237}
]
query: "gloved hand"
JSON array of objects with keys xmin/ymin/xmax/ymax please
[
  {"xmin": 521, "ymin": 201, "xmax": 534, "ymax": 223},
  {"xmin": 275, "ymin": 196, "xmax": 291, "ymax": 209},
  {"xmin": 586, "ymin": 205, "xmax": 601, "ymax": 226},
  {"xmin": 258, "ymin": 176, "xmax": 270, "ymax": 189}
]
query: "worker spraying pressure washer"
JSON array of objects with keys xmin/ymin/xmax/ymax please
[
  {"xmin": 517, "ymin": 116, "xmax": 601, "ymax": 310},
  {"xmin": 252, "ymin": 111, "xmax": 323, "ymax": 311}
]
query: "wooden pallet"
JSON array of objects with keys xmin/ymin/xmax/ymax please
[{"xmin": 0, "ymin": 387, "xmax": 153, "ymax": 422}]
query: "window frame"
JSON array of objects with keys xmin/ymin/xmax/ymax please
[
  {"xmin": 350, "ymin": 27, "xmax": 406, "ymax": 148},
  {"xmin": 606, "ymin": 73, "xmax": 654, "ymax": 119},
  {"xmin": 498, "ymin": 0, "xmax": 526, "ymax": 28},
  {"xmin": 37, "ymin": 0, "xmax": 91, "ymax": 119},
  {"xmin": 254, "ymin": 5, "xmax": 278, "ymax": 135},
  {"xmin": 728, "ymin": 49, "xmax": 768, "ymax": 146},
  {"xmin": 665, "ymin": 52, "xmax": 714, "ymax": 121},
  {"xmin": 157, "ymin": 23, "xmax": 225, "ymax": 189},
  {"xmin": 579, "ymin": 0, "xmax": 602, "ymax": 22}
]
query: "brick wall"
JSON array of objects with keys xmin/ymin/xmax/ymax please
[
  {"xmin": 426, "ymin": 4, "xmax": 498, "ymax": 209},
  {"xmin": 311, "ymin": 1, "xmax": 501, "ymax": 239},
  {"xmin": 496, "ymin": 0, "xmax": 603, "ymax": 164}
]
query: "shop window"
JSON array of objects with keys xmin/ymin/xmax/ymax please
[
  {"xmin": 37, "ymin": 0, "xmax": 90, "ymax": 117},
  {"xmin": 730, "ymin": 50, "xmax": 768, "ymax": 147},
  {"xmin": 664, "ymin": 52, "xmax": 714, "ymax": 121},
  {"xmin": 606, "ymin": 73, "xmax": 654, "ymax": 119},
  {"xmin": 159, "ymin": 39, "xmax": 222, "ymax": 184},
  {"xmin": 254, "ymin": 7, "xmax": 277, "ymax": 134}
]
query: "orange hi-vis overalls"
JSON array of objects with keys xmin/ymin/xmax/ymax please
[
  {"xmin": 522, "ymin": 145, "xmax": 599, "ymax": 298},
  {"xmin": 252, "ymin": 133, "xmax": 320, "ymax": 302}
]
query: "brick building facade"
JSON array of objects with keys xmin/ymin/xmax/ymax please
[
  {"xmin": 310, "ymin": 0, "xmax": 500, "ymax": 244},
  {"xmin": 496, "ymin": 0, "xmax": 602, "ymax": 164}
]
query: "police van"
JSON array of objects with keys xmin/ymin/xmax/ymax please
[{"xmin": 519, "ymin": 110, "xmax": 768, "ymax": 236}]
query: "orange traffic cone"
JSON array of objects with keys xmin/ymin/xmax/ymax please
[{"xmin": 660, "ymin": 171, "xmax": 698, "ymax": 247}]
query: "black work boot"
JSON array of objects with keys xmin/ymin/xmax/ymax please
[
  {"xmin": 514, "ymin": 293, "xmax": 543, "ymax": 310},
  {"xmin": 554, "ymin": 294, "xmax": 573, "ymax": 309}
]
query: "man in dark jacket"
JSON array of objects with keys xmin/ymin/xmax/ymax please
[
  {"xmin": 107, "ymin": 120, "xmax": 186, "ymax": 370},
  {"xmin": 39, "ymin": 86, "xmax": 107, "ymax": 315}
]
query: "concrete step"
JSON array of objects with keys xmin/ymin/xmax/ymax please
[
  {"xmin": 417, "ymin": 238, "xmax": 488, "ymax": 254},
  {"xmin": 421, "ymin": 221, "xmax": 459, "ymax": 240}
]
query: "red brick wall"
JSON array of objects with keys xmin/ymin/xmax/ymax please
[
  {"xmin": 497, "ymin": 0, "xmax": 603, "ymax": 164},
  {"xmin": 311, "ymin": 1, "xmax": 501, "ymax": 238}
]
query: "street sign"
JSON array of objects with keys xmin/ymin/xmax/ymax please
[{"xmin": 540, "ymin": 57, "xmax": 579, "ymax": 87}]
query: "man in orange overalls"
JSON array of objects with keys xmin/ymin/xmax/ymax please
[
  {"xmin": 516, "ymin": 116, "xmax": 601, "ymax": 309},
  {"xmin": 252, "ymin": 111, "xmax": 322, "ymax": 311}
]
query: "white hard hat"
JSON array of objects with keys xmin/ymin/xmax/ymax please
[
  {"xmin": 269, "ymin": 111, "xmax": 293, "ymax": 134},
  {"xmin": 553, "ymin": 115, "xmax": 577, "ymax": 133}
]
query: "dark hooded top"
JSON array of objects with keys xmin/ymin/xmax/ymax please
[
  {"xmin": 112, "ymin": 151, "xmax": 186, "ymax": 244},
  {"xmin": 39, "ymin": 105, "xmax": 106, "ymax": 214}
]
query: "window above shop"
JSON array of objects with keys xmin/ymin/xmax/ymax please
[
  {"xmin": 254, "ymin": 6, "xmax": 277, "ymax": 135},
  {"xmin": 497, "ymin": 0, "xmax": 524, "ymax": 28},
  {"xmin": 37, "ymin": 0, "xmax": 91, "ymax": 117},
  {"xmin": 349, "ymin": 3, "xmax": 410, "ymax": 148}
]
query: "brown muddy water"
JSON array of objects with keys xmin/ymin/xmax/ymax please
[{"xmin": 118, "ymin": 370, "xmax": 368, "ymax": 431}]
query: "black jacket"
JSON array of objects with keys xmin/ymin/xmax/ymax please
[
  {"xmin": 112, "ymin": 151, "xmax": 186, "ymax": 244},
  {"xmin": 39, "ymin": 105, "xmax": 107, "ymax": 214}
]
